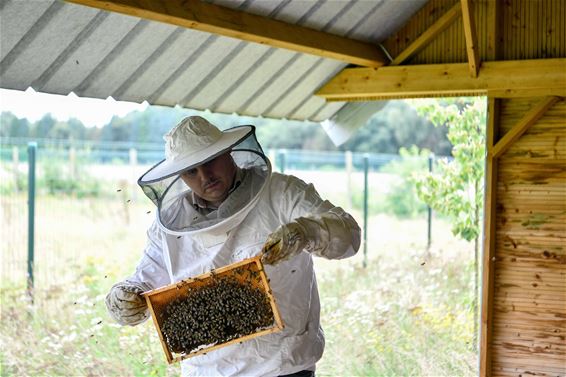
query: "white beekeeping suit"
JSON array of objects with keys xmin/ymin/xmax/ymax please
[{"xmin": 106, "ymin": 116, "xmax": 361, "ymax": 376}]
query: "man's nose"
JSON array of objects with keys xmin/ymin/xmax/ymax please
[{"xmin": 197, "ymin": 165, "xmax": 213, "ymax": 181}]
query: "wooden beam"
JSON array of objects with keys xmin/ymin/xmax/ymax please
[
  {"xmin": 64, "ymin": 0, "xmax": 388, "ymax": 68},
  {"xmin": 390, "ymin": 2, "xmax": 462, "ymax": 66},
  {"xmin": 461, "ymin": 0, "xmax": 480, "ymax": 77},
  {"xmin": 480, "ymin": 97, "xmax": 500, "ymax": 377},
  {"xmin": 316, "ymin": 58, "xmax": 566, "ymax": 101},
  {"xmin": 480, "ymin": 4, "xmax": 501, "ymax": 375},
  {"xmin": 490, "ymin": 96, "xmax": 562, "ymax": 159}
]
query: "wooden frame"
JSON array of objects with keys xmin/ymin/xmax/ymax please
[
  {"xmin": 460, "ymin": 0, "xmax": 480, "ymax": 77},
  {"xmin": 64, "ymin": 0, "xmax": 388, "ymax": 68},
  {"xmin": 316, "ymin": 58, "xmax": 566, "ymax": 101},
  {"xmin": 480, "ymin": 97, "xmax": 499, "ymax": 377},
  {"xmin": 390, "ymin": 2, "xmax": 462, "ymax": 66},
  {"xmin": 143, "ymin": 256, "xmax": 284, "ymax": 364},
  {"xmin": 480, "ymin": 2, "xmax": 502, "ymax": 373},
  {"xmin": 490, "ymin": 96, "xmax": 562, "ymax": 159}
]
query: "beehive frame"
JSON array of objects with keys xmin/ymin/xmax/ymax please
[{"xmin": 142, "ymin": 255, "xmax": 284, "ymax": 364}]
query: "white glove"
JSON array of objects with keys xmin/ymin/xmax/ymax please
[
  {"xmin": 261, "ymin": 222, "xmax": 311, "ymax": 265},
  {"xmin": 105, "ymin": 281, "xmax": 150, "ymax": 326}
]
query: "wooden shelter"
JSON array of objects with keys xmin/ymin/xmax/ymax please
[
  {"xmin": 0, "ymin": 0, "xmax": 564, "ymax": 375},
  {"xmin": 318, "ymin": 1, "xmax": 566, "ymax": 375}
]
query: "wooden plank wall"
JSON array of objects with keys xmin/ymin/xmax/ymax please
[
  {"xmin": 382, "ymin": 0, "xmax": 565, "ymax": 63},
  {"xmin": 491, "ymin": 98, "xmax": 566, "ymax": 376},
  {"xmin": 383, "ymin": 1, "xmax": 566, "ymax": 376}
]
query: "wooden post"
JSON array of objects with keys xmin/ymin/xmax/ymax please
[
  {"xmin": 362, "ymin": 154, "xmax": 369, "ymax": 268},
  {"xmin": 129, "ymin": 148, "xmax": 138, "ymax": 200},
  {"xmin": 119, "ymin": 178, "xmax": 130, "ymax": 224},
  {"xmin": 69, "ymin": 147, "xmax": 77, "ymax": 180},
  {"xmin": 27, "ymin": 142, "xmax": 37, "ymax": 304},
  {"xmin": 480, "ymin": 97, "xmax": 499, "ymax": 377},
  {"xmin": 427, "ymin": 153, "xmax": 433, "ymax": 249},
  {"xmin": 278, "ymin": 150, "xmax": 286, "ymax": 174},
  {"xmin": 12, "ymin": 146, "xmax": 19, "ymax": 193}
]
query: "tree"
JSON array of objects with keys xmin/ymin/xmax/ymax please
[
  {"xmin": 67, "ymin": 118, "xmax": 87, "ymax": 140},
  {"xmin": 33, "ymin": 113, "xmax": 57, "ymax": 138},
  {"xmin": 410, "ymin": 97, "xmax": 486, "ymax": 348},
  {"xmin": 48, "ymin": 121, "xmax": 72, "ymax": 139},
  {"xmin": 1, "ymin": 111, "xmax": 30, "ymax": 138},
  {"xmin": 339, "ymin": 100, "xmax": 453, "ymax": 155},
  {"xmin": 99, "ymin": 115, "xmax": 131, "ymax": 142}
]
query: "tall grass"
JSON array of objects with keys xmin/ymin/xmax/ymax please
[{"xmin": 316, "ymin": 248, "xmax": 476, "ymax": 376}]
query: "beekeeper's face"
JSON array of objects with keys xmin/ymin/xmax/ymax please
[{"xmin": 180, "ymin": 152, "xmax": 237, "ymax": 207}]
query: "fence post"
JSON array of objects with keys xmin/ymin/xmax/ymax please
[
  {"xmin": 363, "ymin": 154, "xmax": 369, "ymax": 268},
  {"xmin": 12, "ymin": 146, "xmax": 19, "ymax": 193},
  {"xmin": 129, "ymin": 148, "xmax": 138, "ymax": 200},
  {"xmin": 345, "ymin": 150, "xmax": 353, "ymax": 210},
  {"xmin": 427, "ymin": 154, "xmax": 434, "ymax": 249},
  {"xmin": 278, "ymin": 149, "xmax": 286, "ymax": 174},
  {"xmin": 27, "ymin": 142, "xmax": 37, "ymax": 303},
  {"xmin": 69, "ymin": 147, "xmax": 77, "ymax": 180}
]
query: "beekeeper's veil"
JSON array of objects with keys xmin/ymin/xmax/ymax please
[{"xmin": 138, "ymin": 116, "xmax": 270, "ymax": 235}]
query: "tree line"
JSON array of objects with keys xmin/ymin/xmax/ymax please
[{"xmin": 1, "ymin": 100, "xmax": 452, "ymax": 155}]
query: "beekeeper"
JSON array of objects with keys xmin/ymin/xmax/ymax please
[{"xmin": 105, "ymin": 116, "xmax": 361, "ymax": 377}]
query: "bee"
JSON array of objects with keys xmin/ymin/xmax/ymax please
[{"xmin": 160, "ymin": 271, "xmax": 275, "ymax": 354}]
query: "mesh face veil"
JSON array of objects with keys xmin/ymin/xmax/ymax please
[{"xmin": 138, "ymin": 119, "xmax": 270, "ymax": 235}]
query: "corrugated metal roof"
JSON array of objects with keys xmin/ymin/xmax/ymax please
[{"xmin": 0, "ymin": 0, "xmax": 426, "ymax": 122}]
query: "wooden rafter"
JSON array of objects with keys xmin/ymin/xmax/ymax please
[
  {"xmin": 64, "ymin": 0, "xmax": 388, "ymax": 68},
  {"xmin": 390, "ymin": 2, "xmax": 462, "ymax": 66},
  {"xmin": 316, "ymin": 59, "xmax": 566, "ymax": 101},
  {"xmin": 490, "ymin": 96, "xmax": 562, "ymax": 159},
  {"xmin": 461, "ymin": 0, "xmax": 480, "ymax": 77}
]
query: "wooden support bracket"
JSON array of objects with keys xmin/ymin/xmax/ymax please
[{"xmin": 461, "ymin": 0, "xmax": 480, "ymax": 77}]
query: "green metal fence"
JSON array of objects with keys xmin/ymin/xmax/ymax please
[{"xmin": 1, "ymin": 138, "xmax": 436, "ymax": 304}]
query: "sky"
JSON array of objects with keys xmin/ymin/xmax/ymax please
[{"xmin": 0, "ymin": 88, "xmax": 148, "ymax": 128}]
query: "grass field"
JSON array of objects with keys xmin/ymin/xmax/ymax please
[{"xmin": 0, "ymin": 170, "xmax": 478, "ymax": 376}]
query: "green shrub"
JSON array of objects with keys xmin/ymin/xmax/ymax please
[
  {"xmin": 39, "ymin": 158, "xmax": 101, "ymax": 197},
  {"xmin": 379, "ymin": 146, "xmax": 430, "ymax": 218}
]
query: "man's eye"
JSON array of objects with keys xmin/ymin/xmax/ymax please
[{"xmin": 185, "ymin": 169, "xmax": 197, "ymax": 177}]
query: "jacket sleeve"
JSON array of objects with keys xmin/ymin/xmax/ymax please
[
  {"xmin": 273, "ymin": 173, "xmax": 361, "ymax": 260},
  {"xmin": 125, "ymin": 220, "xmax": 171, "ymax": 290}
]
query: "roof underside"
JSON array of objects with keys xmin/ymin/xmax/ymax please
[{"xmin": 0, "ymin": 0, "xmax": 426, "ymax": 122}]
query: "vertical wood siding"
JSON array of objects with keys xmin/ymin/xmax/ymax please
[
  {"xmin": 383, "ymin": 1, "xmax": 566, "ymax": 375},
  {"xmin": 382, "ymin": 0, "xmax": 565, "ymax": 63},
  {"xmin": 491, "ymin": 98, "xmax": 566, "ymax": 376}
]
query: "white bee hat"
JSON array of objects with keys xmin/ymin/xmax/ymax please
[{"xmin": 139, "ymin": 116, "xmax": 252, "ymax": 183}]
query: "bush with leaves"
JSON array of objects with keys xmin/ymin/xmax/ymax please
[{"xmin": 410, "ymin": 98, "xmax": 485, "ymax": 243}]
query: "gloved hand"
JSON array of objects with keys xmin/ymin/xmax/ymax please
[
  {"xmin": 105, "ymin": 281, "xmax": 150, "ymax": 326},
  {"xmin": 261, "ymin": 222, "xmax": 311, "ymax": 265}
]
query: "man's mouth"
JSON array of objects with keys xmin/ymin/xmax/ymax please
[{"xmin": 204, "ymin": 180, "xmax": 220, "ymax": 190}]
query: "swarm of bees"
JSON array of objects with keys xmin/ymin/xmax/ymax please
[{"xmin": 161, "ymin": 275, "xmax": 274, "ymax": 354}]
